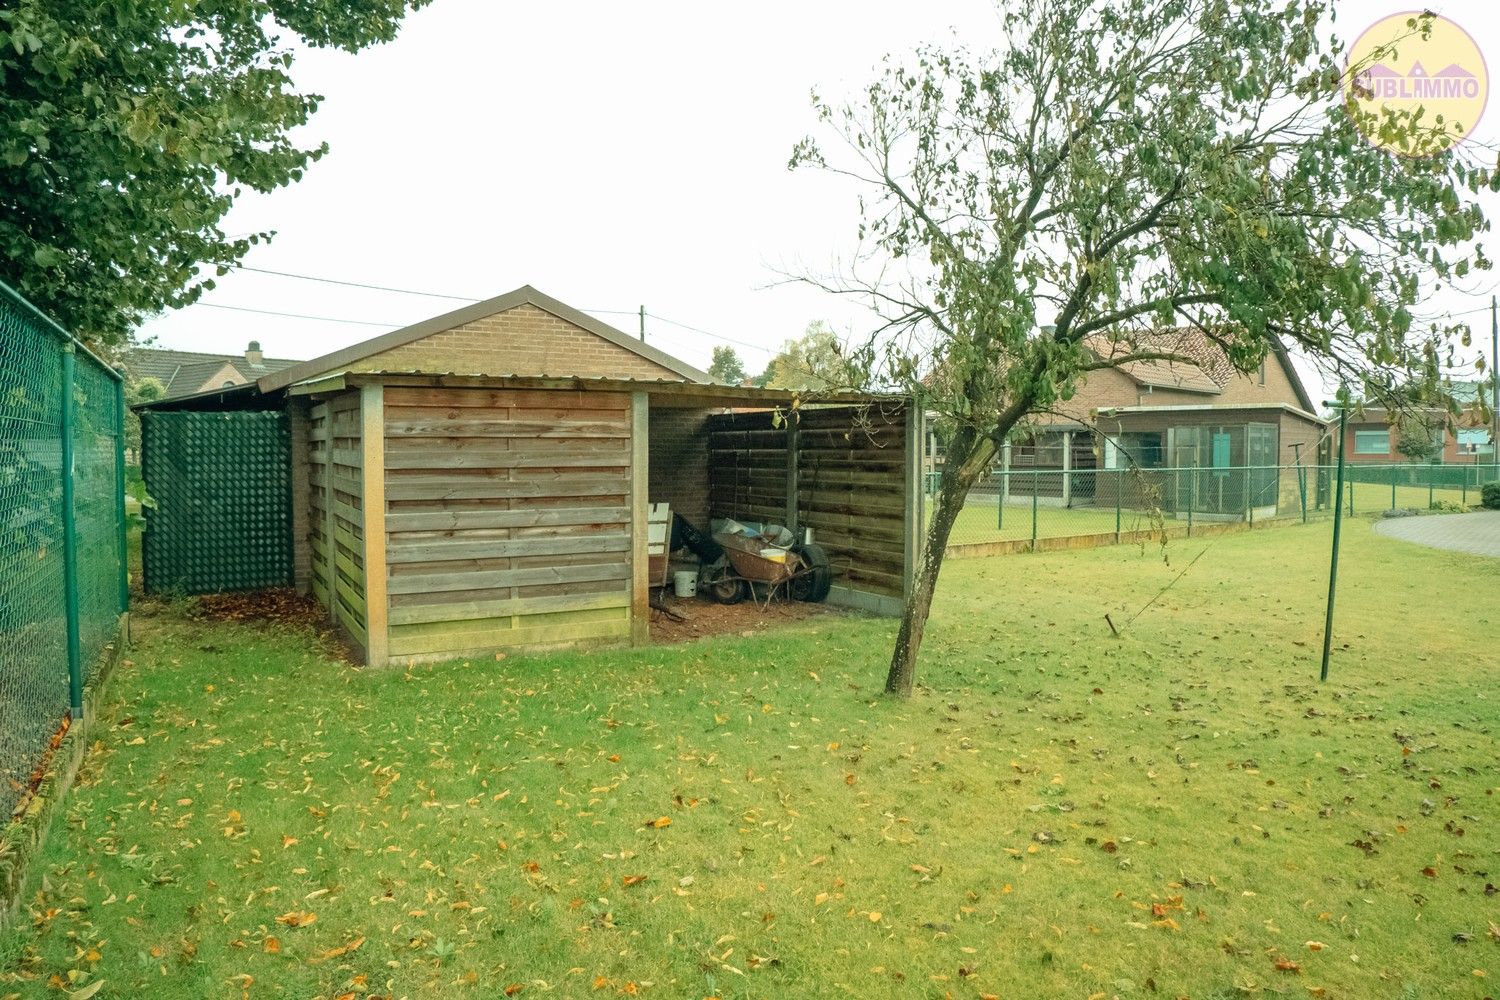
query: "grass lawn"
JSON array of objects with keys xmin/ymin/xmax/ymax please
[
  {"xmin": 6, "ymin": 519, "xmax": 1499, "ymax": 999},
  {"xmin": 948, "ymin": 501, "xmax": 1156, "ymax": 545}
]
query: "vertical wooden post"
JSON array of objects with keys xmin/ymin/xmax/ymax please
[
  {"xmin": 360, "ymin": 384, "xmax": 389, "ymax": 667},
  {"xmin": 784, "ymin": 412, "xmax": 800, "ymax": 536},
  {"xmin": 629, "ymin": 392, "xmax": 650, "ymax": 646},
  {"xmin": 903, "ymin": 404, "xmax": 924, "ymax": 603},
  {"xmin": 319, "ymin": 402, "xmax": 337, "ymax": 624}
]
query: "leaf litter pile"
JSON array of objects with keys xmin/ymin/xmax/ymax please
[{"xmin": 4, "ymin": 521, "xmax": 1498, "ymax": 999}]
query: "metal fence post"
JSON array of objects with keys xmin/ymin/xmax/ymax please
[
  {"xmin": 1115, "ymin": 467, "xmax": 1122, "ymax": 542},
  {"xmin": 1428, "ymin": 462, "xmax": 1435, "ymax": 509},
  {"xmin": 1321, "ymin": 405, "xmax": 1349, "ymax": 682},
  {"xmin": 1391, "ymin": 466, "xmax": 1397, "ymax": 510},
  {"xmin": 1299, "ymin": 463, "xmax": 1307, "ymax": 522},
  {"xmin": 1187, "ymin": 470, "xmax": 1195, "ymax": 538},
  {"xmin": 60, "ymin": 343, "xmax": 83, "ymax": 720},
  {"xmin": 114, "ymin": 377, "xmax": 129, "ymax": 615},
  {"xmin": 1030, "ymin": 469, "xmax": 1039, "ymax": 551}
]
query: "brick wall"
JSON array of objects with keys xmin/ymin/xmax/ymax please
[
  {"xmin": 648, "ymin": 406, "xmax": 711, "ymax": 529},
  {"xmin": 356, "ymin": 303, "xmax": 682, "ymax": 380},
  {"xmin": 1057, "ymin": 355, "xmax": 1307, "ymax": 420}
]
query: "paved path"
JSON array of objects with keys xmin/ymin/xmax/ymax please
[{"xmin": 1372, "ymin": 509, "xmax": 1500, "ymax": 559}]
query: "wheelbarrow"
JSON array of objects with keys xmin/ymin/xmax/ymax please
[{"xmin": 702, "ymin": 534, "xmax": 833, "ymax": 608}]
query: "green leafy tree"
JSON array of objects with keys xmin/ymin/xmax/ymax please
[
  {"xmin": 706, "ymin": 345, "xmax": 748, "ymax": 385},
  {"xmin": 761, "ymin": 321, "xmax": 852, "ymax": 390},
  {"xmin": 1394, "ymin": 416, "xmax": 1444, "ymax": 463},
  {"xmin": 791, "ymin": 0, "xmax": 1494, "ymax": 696},
  {"xmin": 0, "ymin": 0, "xmax": 430, "ymax": 345},
  {"xmin": 124, "ymin": 375, "xmax": 166, "ymax": 468}
]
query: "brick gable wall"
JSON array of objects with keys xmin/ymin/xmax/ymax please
[
  {"xmin": 354, "ymin": 303, "xmax": 683, "ymax": 380},
  {"xmin": 1053, "ymin": 355, "xmax": 1306, "ymax": 422}
]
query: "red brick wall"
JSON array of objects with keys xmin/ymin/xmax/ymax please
[
  {"xmin": 358, "ymin": 303, "xmax": 682, "ymax": 380},
  {"xmin": 647, "ymin": 406, "xmax": 711, "ymax": 529}
]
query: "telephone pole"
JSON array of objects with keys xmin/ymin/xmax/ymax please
[{"xmin": 639, "ymin": 305, "xmax": 646, "ymax": 342}]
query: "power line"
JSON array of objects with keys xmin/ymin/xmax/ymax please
[
  {"xmin": 647, "ymin": 311, "xmax": 775, "ymax": 356},
  {"xmin": 197, "ymin": 261, "xmax": 776, "ymax": 356},
  {"xmin": 212, "ymin": 262, "xmax": 643, "ymax": 318},
  {"xmin": 219, "ymin": 264, "xmax": 481, "ymax": 302},
  {"xmin": 196, "ymin": 301, "xmax": 403, "ymax": 327}
]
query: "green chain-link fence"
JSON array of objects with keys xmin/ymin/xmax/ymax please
[
  {"xmin": 931, "ymin": 462, "xmax": 1500, "ymax": 549},
  {"xmin": 0, "ymin": 281, "xmax": 126, "ymax": 818}
]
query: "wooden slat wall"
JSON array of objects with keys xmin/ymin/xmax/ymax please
[
  {"xmin": 706, "ymin": 412, "xmax": 789, "ymax": 526},
  {"xmin": 382, "ymin": 386, "xmax": 633, "ymax": 662},
  {"xmin": 307, "ymin": 400, "xmax": 333, "ymax": 610},
  {"xmin": 328, "ymin": 392, "xmax": 367, "ymax": 651},
  {"xmin": 797, "ymin": 405, "xmax": 908, "ymax": 598},
  {"xmin": 706, "ymin": 403, "xmax": 910, "ymax": 599}
]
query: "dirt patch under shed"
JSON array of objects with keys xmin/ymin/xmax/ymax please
[{"xmin": 648, "ymin": 591, "xmax": 851, "ymax": 644}]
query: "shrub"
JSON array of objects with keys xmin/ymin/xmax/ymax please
[{"xmin": 1482, "ymin": 481, "xmax": 1500, "ymax": 510}]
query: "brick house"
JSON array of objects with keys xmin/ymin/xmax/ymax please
[
  {"xmin": 1342, "ymin": 396, "xmax": 1496, "ymax": 465},
  {"xmin": 997, "ymin": 328, "xmax": 1328, "ymax": 519},
  {"xmin": 124, "ymin": 341, "xmax": 302, "ymax": 398}
]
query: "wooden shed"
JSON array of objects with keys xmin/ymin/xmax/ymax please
[
  {"xmin": 288, "ymin": 373, "xmax": 921, "ymax": 666},
  {"xmin": 137, "ymin": 286, "xmax": 923, "ymax": 665}
]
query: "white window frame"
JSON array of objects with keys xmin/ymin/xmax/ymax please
[{"xmin": 1353, "ymin": 429, "xmax": 1390, "ymax": 455}]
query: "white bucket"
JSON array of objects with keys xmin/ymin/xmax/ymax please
[{"xmin": 673, "ymin": 570, "xmax": 698, "ymax": 598}]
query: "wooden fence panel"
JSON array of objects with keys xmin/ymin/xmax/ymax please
[
  {"xmin": 705, "ymin": 403, "xmax": 911, "ymax": 606},
  {"xmin": 382, "ymin": 386, "xmax": 633, "ymax": 662}
]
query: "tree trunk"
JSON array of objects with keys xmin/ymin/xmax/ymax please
[{"xmin": 885, "ymin": 432, "xmax": 998, "ymax": 696}]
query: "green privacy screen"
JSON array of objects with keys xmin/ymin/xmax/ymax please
[{"xmin": 141, "ymin": 410, "xmax": 294, "ymax": 594}]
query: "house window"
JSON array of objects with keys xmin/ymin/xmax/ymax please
[
  {"xmin": 1458, "ymin": 429, "xmax": 1489, "ymax": 455},
  {"xmin": 1115, "ymin": 431, "xmax": 1164, "ymax": 469},
  {"xmin": 1353, "ymin": 429, "xmax": 1390, "ymax": 455}
]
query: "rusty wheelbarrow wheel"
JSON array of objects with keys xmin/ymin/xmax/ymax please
[
  {"xmin": 790, "ymin": 543, "xmax": 833, "ymax": 602},
  {"xmin": 705, "ymin": 562, "xmax": 748, "ymax": 605}
]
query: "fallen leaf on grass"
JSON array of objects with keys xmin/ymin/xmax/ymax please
[
  {"xmin": 504, "ymin": 986, "xmax": 524, "ymax": 996},
  {"xmin": 262, "ymin": 937, "xmax": 280, "ymax": 954},
  {"xmin": 622, "ymin": 875, "xmax": 647, "ymax": 887},
  {"xmin": 274, "ymin": 911, "xmax": 316, "ymax": 928},
  {"xmin": 644, "ymin": 816, "xmax": 672, "ymax": 829},
  {"xmin": 1275, "ymin": 958, "xmax": 1302, "ymax": 973},
  {"xmin": 312, "ymin": 936, "xmax": 365, "ymax": 962}
]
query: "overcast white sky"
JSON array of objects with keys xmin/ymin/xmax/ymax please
[{"xmin": 135, "ymin": 0, "xmax": 1500, "ymax": 397}]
